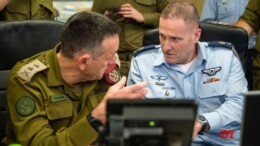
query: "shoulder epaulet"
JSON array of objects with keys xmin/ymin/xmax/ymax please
[
  {"xmin": 17, "ymin": 59, "xmax": 48, "ymax": 82},
  {"xmin": 133, "ymin": 45, "xmax": 158, "ymax": 57},
  {"xmin": 208, "ymin": 41, "xmax": 240, "ymax": 60},
  {"xmin": 208, "ymin": 41, "xmax": 234, "ymax": 49}
]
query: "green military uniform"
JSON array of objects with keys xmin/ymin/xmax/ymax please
[
  {"xmin": 1, "ymin": 44, "xmax": 110, "ymax": 146},
  {"xmin": 0, "ymin": 0, "xmax": 56, "ymax": 21},
  {"xmin": 92, "ymin": 0, "xmax": 170, "ymax": 77},
  {"xmin": 239, "ymin": 0, "xmax": 260, "ymax": 89}
]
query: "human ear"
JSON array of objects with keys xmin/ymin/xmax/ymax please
[
  {"xmin": 78, "ymin": 54, "xmax": 91, "ymax": 70},
  {"xmin": 194, "ymin": 28, "xmax": 201, "ymax": 43}
]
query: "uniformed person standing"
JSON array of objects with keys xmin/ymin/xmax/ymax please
[
  {"xmin": 0, "ymin": 0, "xmax": 56, "ymax": 21},
  {"xmin": 92, "ymin": 0, "xmax": 171, "ymax": 77},
  {"xmin": 236, "ymin": 0, "xmax": 260, "ymax": 90},
  {"xmin": 1, "ymin": 11, "xmax": 147, "ymax": 146}
]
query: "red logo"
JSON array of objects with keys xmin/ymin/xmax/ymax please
[{"xmin": 220, "ymin": 130, "xmax": 234, "ymax": 139}]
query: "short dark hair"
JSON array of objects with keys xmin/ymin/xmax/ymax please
[
  {"xmin": 161, "ymin": 1, "xmax": 199, "ymax": 28},
  {"xmin": 61, "ymin": 11, "xmax": 121, "ymax": 58}
]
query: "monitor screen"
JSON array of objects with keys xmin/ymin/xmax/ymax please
[
  {"xmin": 240, "ymin": 91, "xmax": 260, "ymax": 146},
  {"xmin": 104, "ymin": 99, "xmax": 197, "ymax": 146}
]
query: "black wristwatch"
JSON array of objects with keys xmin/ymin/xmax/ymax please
[
  {"xmin": 196, "ymin": 115, "xmax": 210, "ymax": 134},
  {"xmin": 87, "ymin": 114, "xmax": 103, "ymax": 133}
]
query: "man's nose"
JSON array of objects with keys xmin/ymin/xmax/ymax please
[{"xmin": 162, "ymin": 39, "xmax": 172, "ymax": 51}]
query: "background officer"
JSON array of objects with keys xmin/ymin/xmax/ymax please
[
  {"xmin": 91, "ymin": 0, "xmax": 171, "ymax": 77},
  {"xmin": 236, "ymin": 0, "xmax": 260, "ymax": 90},
  {"xmin": 0, "ymin": 0, "xmax": 56, "ymax": 20}
]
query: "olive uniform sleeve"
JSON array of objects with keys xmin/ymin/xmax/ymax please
[
  {"xmin": 6, "ymin": 69, "xmax": 98, "ymax": 146},
  {"xmin": 239, "ymin": 0, "xmax": 260, "ymax": 51},
  {"xmin": 239, "ymin": 0, "xmax": 260, "ymax": 31}
]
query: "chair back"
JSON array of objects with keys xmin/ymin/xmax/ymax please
[{"xmin": 0, "ymin": 20, "xmax": 63, "ymax": 142}]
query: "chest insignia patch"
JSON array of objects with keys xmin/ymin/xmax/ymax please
[
  {"xmin": 151, "ymin": 74, "xmax": 168, "ymax": 81},
  {"xmin": 109, "ymin": 69, "xmax": 120, "ymax": 83},
  {"xmin": 201, "ymin": 66, "xmax": 221, "ymax": 76},
  {"xmin": 17, "ymin": 59, "xmax": 47, "ymax": 82},
  {"xmin": 16, "ymin": 96, "xmax": 36, "ymax": 116}
]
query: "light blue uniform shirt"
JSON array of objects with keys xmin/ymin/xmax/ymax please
[
  {"xmin": 200, "ymin": 0, "xmax": 248, "ymax": 23},
  {"xmin": 127, "ymin": 42, "xmax": 248, "ymax": 146},
  {"xmin": 200, "ymin": 0, "xmax": 256, "ymax": 49}
]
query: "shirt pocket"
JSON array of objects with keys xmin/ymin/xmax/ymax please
[
  {"xmin": 217, "ymin": 2, "xmax": 232, "ymax": 18},
  {"xmin": 45, "ymin": 101, "xmax": 73, "ymax": 120},
  {"xmin": 5, "ymin": 1, "xmax": 28, "ymax": 19},
  {"xmin": 197, "ymin": 82, "xmax": 226, "ymax": 110},
  {"xmin": 136, "ymin": 0, "xmax": 156, "ymax": 6}
]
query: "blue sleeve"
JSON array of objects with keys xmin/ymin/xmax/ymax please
[
  {"xmin": 202, "ymin": 53, "xmax": 248, "ymax": 133},
  {"xmin": 200, "ymin": 0, "xmax": 218, "ymax": 22},
  {"xmin": 127, "ymin": 57, "xmax": 144, "ymax": 86}
]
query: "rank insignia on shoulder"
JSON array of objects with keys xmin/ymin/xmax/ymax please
[
  {"xmin": 202, "ymin": 66, "xmax": 221, "ymax": 76},
  {"xmin": 208, "ymin": 41, "xmax": 233, "ymax": 49},
  {"xmin": 133, "ymin": 45, "xmax": 159, "ymax": 57},
  {"xmin": 16, "ymin": 96, "xmax": 36, "ymax": 116},
  {"xmin": 17, "ymin": 59, "xmax": 48, "ymax": 82}
]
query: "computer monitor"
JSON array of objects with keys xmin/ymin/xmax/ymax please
[
  {"xmin": 104, "ymin": 99, "xmax": 197, "ymax": 146},
  {"xmin": 240, "ymin": 91, "xmax": 260, "ymax": 146}
]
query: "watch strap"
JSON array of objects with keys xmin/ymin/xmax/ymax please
[
  {"xmin": 196, "ymin": 115, "xmax": 209, "ymax": 134},
  {"xmin": 87, "ymin": 114, "xmax": 103, "ymax": 133}
]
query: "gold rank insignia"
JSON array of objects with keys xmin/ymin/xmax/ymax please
[
  {"xmin": 16, "ymin": 96, "xmax": 36, "ymax": 116},
  {"xmin": 17, "ymin": 59, "xmax": 47, "ymax": 82}
]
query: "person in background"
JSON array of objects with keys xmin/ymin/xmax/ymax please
[
  {"xmin": 92, "ymin": 0, "xmax": 171, "ymax": 77},
  {"xmin": 1, "ymin": 11, "xmax": 147, "ymax": 146},
  {"xmin": 200, "ymin": 0, "xmax": 257, "ymax": 90},
  {"xmin": 236, "ymin": 0, "xmax": 260, "ymax": 90},
  {"xmin": 200, "ymin": 0, "xmax": 256, "ymax": 49},
  {"xmin": 127, "ymin": 1, "xmax": 247, "ymax": 146},
  {"xmin": 200, "ymin": 0, "xmax": 248, "ymax": 24},
  {"xmin": 0, "ymin": 0, "xmax": 56, "ymax": 20}
]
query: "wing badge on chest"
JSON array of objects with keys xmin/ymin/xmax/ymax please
[{"xmin": 201, "ymin": 66, "xmax": 221, "ymax": 76}]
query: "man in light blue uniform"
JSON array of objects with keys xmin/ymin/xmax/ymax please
[
  {"xmin": 127, "ymin": 1, "xmax": 248, "ymax": 146},
  {"xmin": 200, "ymin": 0, "xmax": 256, "ymax": 49},
  {"xmin": 200, "ymin": 0, "xmax": 248, "ymax": 24}
]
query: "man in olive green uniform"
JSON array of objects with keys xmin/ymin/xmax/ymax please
[
  {"xmin": 1, "ymin": 11, "xmax": 147, "ymax": 146},
  {"xmin": 236, "ymin": 0, "xmax": 260, "ymax": 89},
  {"xmin": 92, "ymin": 0, "xmax": 171, "ymax": 77},
  {"xmin": 0, "ymin": 0, "xmax": 56, "ymax": 20}
]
